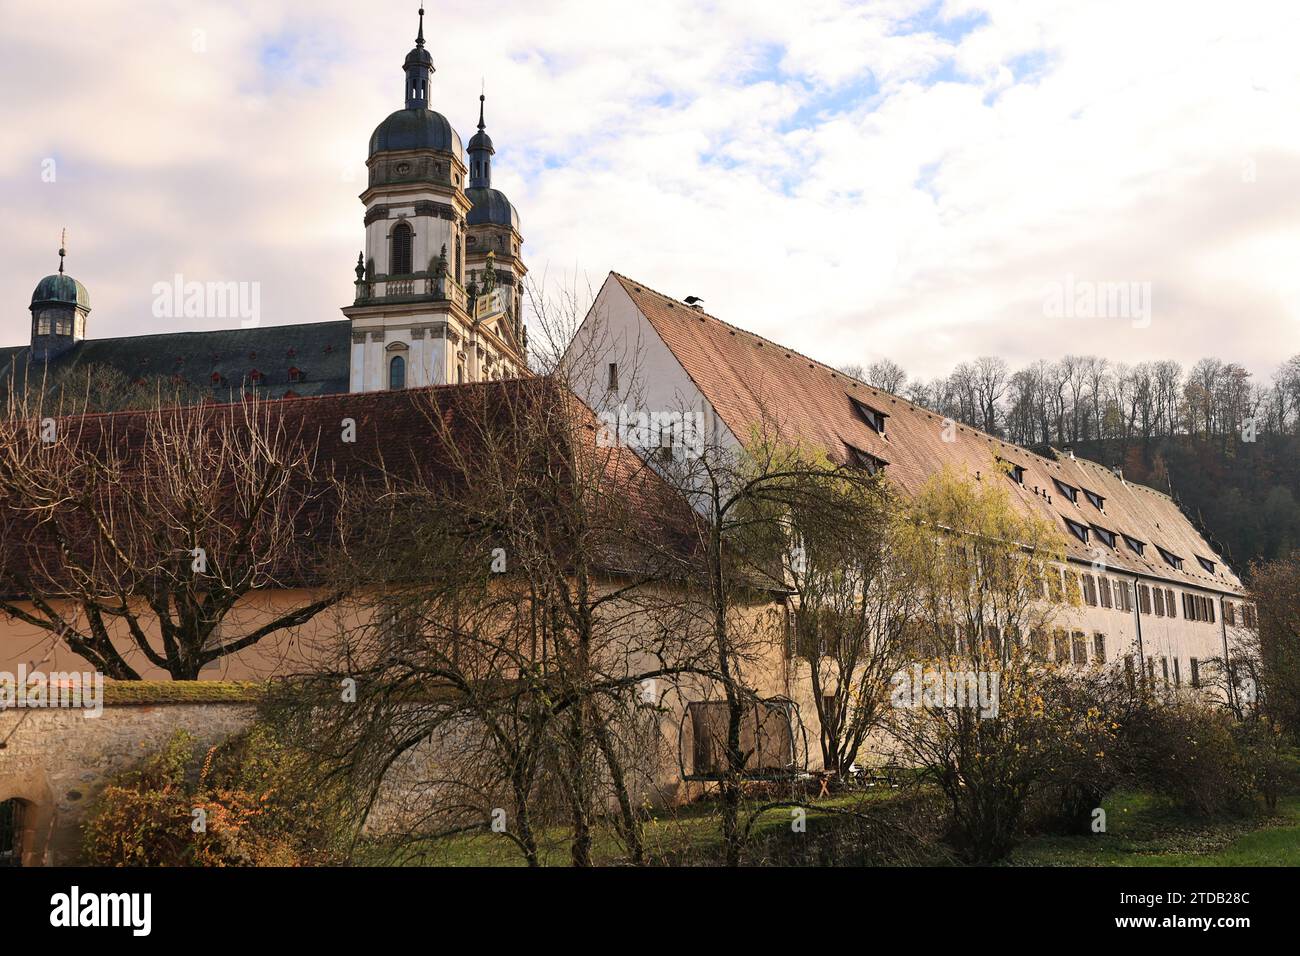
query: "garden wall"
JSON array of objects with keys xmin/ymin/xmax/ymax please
[{"xmin": 0, "ymin": 683, "xmax": 258, "ymax": 865}]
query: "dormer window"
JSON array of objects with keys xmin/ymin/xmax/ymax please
[
  {"xmin": 1122, "ymin": 534, "xmax": 1146, "ymax": 556},
  {"xmin": 1091, "ymin": 525, "xmax": 1116, "ymax": 548},
  {"xmin": 287, "ymin": 366, "xmax": 303, "ymax": 383},
  {"xmin": 998, "ymin": 458, "xmax": 1026, "ymax": 485},
  {"xmin": 1083, "ymin": 489, "xmax": 1105, "ymax": 510},
  {"xmin": 1196, "ymin": 556, "xmax": 1216, "ymax": 575},
  {"xmin": 1053, "ymin": 478, "xmax": 1079, "ymax": 503},
  {"xmin": 849, "ymin": 395, "xmax": 887, "ymax": 436},
  {"xmin": 845, "ymin": 443, "xmax": 887, "ymax": 475},
  {"xmin": 1064, "ymin": 518, "xmax": 1090, "ymax": 544},
  {"xmin": 1156, "ymin": 545, "xmax": 1184, "ymax": 571}
]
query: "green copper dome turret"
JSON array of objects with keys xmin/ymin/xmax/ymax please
[
  {"xmin": 31, "ymin": 273, "xmax": 91, "ymax": 311},
  {"xmin": 32, "ymin": 233, "xmax": 90, "ymax": 311},
  {"xmin": 30, "ymin": 231, "xmax": 91, "ymax": 361}
]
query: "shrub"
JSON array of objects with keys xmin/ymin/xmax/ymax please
[
  {"xmin": 83, "ymin": 726, "xmax": 352, "ymax": 866},
  {"xmin": 890, "ymin": 651, "xmax": 1120, "ymax": 863},
  {"xmin": 1122, "ymin": 702, "xmax": 1255, "ymax": 817}
]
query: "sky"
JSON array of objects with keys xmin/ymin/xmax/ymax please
[{"xmin": 2, "ymin": 0, "xmax": 1299, "ymax": 383}]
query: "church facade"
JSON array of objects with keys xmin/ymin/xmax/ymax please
[{"xmin": 1, "ymin": 8, "xmax": 528, "ymax": 402}]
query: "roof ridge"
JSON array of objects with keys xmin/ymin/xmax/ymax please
[
  {"xmin": 1049, "ymin": 444, "xmax": 1175, "ymax": 501},
  {"xmin": 612, "ymin": 272, "xmax": 1069, "ymax": 471},
  {"xmin": 613, "ymin": 271, "xmax": 1183, "ymax": 504}
]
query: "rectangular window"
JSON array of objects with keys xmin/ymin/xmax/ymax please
[
  {"xmin": 1072, "ymin": 631, "xmax": 1088, "ymax": 666},
  {"xmin": 1243, "ymin": 604, "xmax": 1257, "ymax": 628},
  {"xmin": 1173, "ymin": 658, "xmax": 1182, "ymax": 688},
  {"xmin": 607, "ymin": 362, "xmax": 619, "ymax": 391},
  {"xmin": 1030, "ymin": 627, "xmax": 1048, "ymax": 660},
  {"xmin": 1165, "ymin": 588, "xmax": 1176, "ymax": 618},
  {"xmin": 1138, "ymin": 584, "xmax": 1152, "ymax": 615},
  {"xmin": 1224, "ymin": 601, "xmax": 1236, "ymax": 626},
  {"xmin": 1053, "ymin": 629, "xmax": 1070, "ymax": 665},
  {"xmin": 1083, "ymin": 574, "xmax": 1098, "ymax": 606},
  {"xmin": 1125, "ymin": 654, "xmax": 1136, "ymax": 691},
  {"xmin": 1093, "ymin": 632, "xmax": 1106, "ymax": 663},
  {"xmin": 1161, "ymin": 657, "xmax": 1169, "ymax": 683},
  {"xmin": 37, "ymin": 316, "xmax": 51, "ymax": 335},
  {"xmin": 1064, "ymin": 571, "xmax": 1082, "ymax": 604},
  {"xmin": 1190, "ymin": 657, "xmax": 1200, "ymax": 688},
  {"xmin": 1154, "ymin": 588, "xmax": 1165, "ymax": 616},
  {"xmin": 1099, "ymin": 577, "xmax": 1113, "ymax": 608}
]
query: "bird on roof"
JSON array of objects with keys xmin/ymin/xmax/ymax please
[{"xmin": 683, "ymin": 295, "xmax": 704, "ymax": 306}]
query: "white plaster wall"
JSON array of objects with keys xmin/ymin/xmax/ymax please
[{"xmin": 564, "ymin": 275, "xmax": 733, "ymax": 449}]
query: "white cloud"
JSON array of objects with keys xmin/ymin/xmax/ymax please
[{"xmin": 1, "ymin": 0, "xmax": 1297, "ymax": 383}]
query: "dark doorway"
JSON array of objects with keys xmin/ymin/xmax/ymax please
[{"xmin": 0, "ymin": 798, "xmax": 25, "ymax": 867}]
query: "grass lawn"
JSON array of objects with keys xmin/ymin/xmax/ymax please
[
  {"xmin": 357, "ymin": 786, "xmax": 904, "ymax": 866},
  {"xmin": 358, "ymin": 785, "xmax": 1300, "ymax": 867},
  {"xmin": 1005, "ymin": 792, "xmax": 1300, "ymax": 867}
]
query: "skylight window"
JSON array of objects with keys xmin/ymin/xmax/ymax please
[
  {"xmin": 1064, "ymin": 518, "xmax": 1090, "ymax": 544},
  {"xmin": 1156, "ymin": 546, "xmax": 1184, "ymax": 571},
  {"xmin": 1083, "ymin": 489, "xmax": 1105, "ymax": 511},
  {"xmin": 1122, "ymin": 534, "xmax": 1146, "ymax": 556},
  {"xmin": 849, "ymin": 395, "xmax": 888, "ymax": 437},
  {"xmin": 1053, "ymin": 478, "xmax": 1079, "ymax": 504},
  {"xmin": 1196, "ymin": 556, "xmax": 1216, "ymax": 574}
]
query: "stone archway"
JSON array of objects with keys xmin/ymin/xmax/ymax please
[{"xmin": 0, "ymin": 772, "xmax": 55, "ymax": 867}]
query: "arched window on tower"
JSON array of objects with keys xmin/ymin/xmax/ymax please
[
  {"xmin": 390, "ymin": 222, "xmax": 413, "ymax": 275},
  {"xmin": 389, "ymin": 354, "xmax": 406, "ymax": 390}
]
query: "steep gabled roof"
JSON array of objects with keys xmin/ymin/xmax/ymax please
[{"xmin": 611, "ymin": 273, "xmax": 1240, "ymax": 593}]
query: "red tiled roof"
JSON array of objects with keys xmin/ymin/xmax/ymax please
[
  {"xmin": 0, "ymin": 380, "xmax": 690, "ymax": 595},
  {"xmin": 612, "ymin": 273, "xmax": 1240, "ymax": 593}
]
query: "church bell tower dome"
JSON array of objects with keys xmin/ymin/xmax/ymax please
[
  {"xmin": 30, "ymin": 230, "xmax": 90, "ymax": 361},
  {"xmin": 368, "ymin": 7, "xmax": 465, "ymax": 163}
]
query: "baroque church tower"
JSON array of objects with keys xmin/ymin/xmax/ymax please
[{"xmin": 344, "ymin": 8, "xmax": 528, "ymax": 391}]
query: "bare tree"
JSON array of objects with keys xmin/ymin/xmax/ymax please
[{"xmin": 0, "ymin": 390, "xmax": 339, "ymax": 679}]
